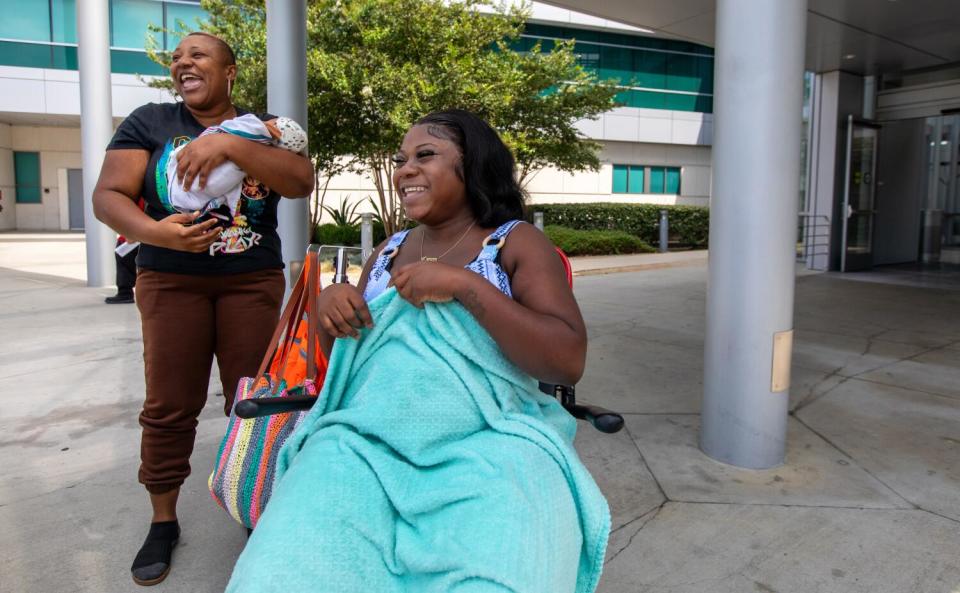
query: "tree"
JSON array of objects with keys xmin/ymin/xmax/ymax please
[{"xmin": 150, "ymin": 0, "xmax": 619, "ymax": 235}]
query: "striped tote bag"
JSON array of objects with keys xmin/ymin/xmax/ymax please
[{"xmin": 209, "ymin": 246, "xmax": 327, "ymax": 528}]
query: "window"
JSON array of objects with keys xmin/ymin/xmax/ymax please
[
  {"xmin": 665, "ymin": 168, "xmax": 681, "ymax": 194},
  {"xmin": 634, "ymin": 51, "xmax": 666, "ymax": 89},
  {"xmin": 649, "ymin": 167, "xmax": 665, "ymax": 193},
  {"xmin": 666, "ymin": 54, "xmax": 701, "ymax": 93},
  {"xmin": 0, "ymin": 0, "xmax": 202, "ymax": 74},
  {"xmin": 599, "ymin": 45, "xmax": 632, "ymax": 84},
  {"xmin": 164, "ymin": 2, "xmax": 208, "ymax": 49},
  {"xmin": 14, "ymin": 152, "xmax": 42, "ymax": 204},
  {"xmin": 613, "ymin": 165, "xmax": 643, "ymax": 194},
  {"xmin": 0, "ymin": 0, "xmax": 51, "ymax": 42},
  {"xmin": 519, "ymin": 23, "xmax": 714, "ymax": 113},
  {"xmin": 648, "ymin": 167, "xmax": 682, "ymax": 194},
  {"xmin": 612, "ymin": 165, "xmax": 681, "ymax": 195},
  {"xmin": 111, "ymin": 0, "xmax": 163, "ymax": 49},
  {"xmin": 51, "ymin": 0, "xmax": 77, "ymax": 44}
]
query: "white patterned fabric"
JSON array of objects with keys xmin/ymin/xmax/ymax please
[
  {"xmin": 165, "ymin": 114, "xmax": 306, "ymax": 216},
  {"xmin": 363, "ymin": 220, "xmax": 524, "ymax": 302}
]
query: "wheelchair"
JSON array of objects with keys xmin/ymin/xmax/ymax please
[{"xmin": 235, "ymin": 245, "xmax": 624, "ymax": 434}]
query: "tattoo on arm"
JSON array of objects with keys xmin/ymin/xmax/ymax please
[{"xmin": 459, "ymin": 288, "xmax": 486, "ymax": 321}]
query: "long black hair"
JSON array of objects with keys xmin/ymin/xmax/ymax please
[{"xmin": 415, "ymin": 110, "xmax": 525, "ymax": 227}]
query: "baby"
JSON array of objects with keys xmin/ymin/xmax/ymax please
[{"xmin": 166, "ymin": 113, "xmax": 308, "ymax": 220}]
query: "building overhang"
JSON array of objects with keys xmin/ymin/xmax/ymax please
[{"xmin": 537, "ymin": 0, "xmax": 960, "ymax": 76}]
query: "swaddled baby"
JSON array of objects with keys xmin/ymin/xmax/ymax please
[{"xmin": 166, "ymin": 113, "xmax": 308, "ymax": 219}]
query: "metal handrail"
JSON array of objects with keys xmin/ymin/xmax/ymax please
[{"xmin": 797, "ymin": 212, "xmax": 831, "ymax": 262}]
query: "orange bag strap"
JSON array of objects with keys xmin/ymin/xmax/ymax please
[
  {"xmin": 272, "ymin": 247, "xmax": 320, "ymax": 378},
  {"xmin": 306, "ymin": 244, "xmax": 321, "ymax": 380},
  {"xmin": 254, "ymin": 249, "xmax": 311, "ymax": 380}
]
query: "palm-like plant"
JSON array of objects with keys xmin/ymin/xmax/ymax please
[{"xmin": 322, "ymin": 197, "xmax": 362, "ymax": 227}]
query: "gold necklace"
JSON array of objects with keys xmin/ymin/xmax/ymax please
[{"xmin": 420, "ymin": 221, "xmax": 476, "ymax": 262}]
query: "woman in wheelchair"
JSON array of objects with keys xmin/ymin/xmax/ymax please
[{"xmin": 227, "ymin": 110, "xmax": 610, "ymax": 592}]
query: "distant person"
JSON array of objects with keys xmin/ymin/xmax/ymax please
[
  {"xmin": 91, "ymin": 32, "xmax": 313, "ymax": 586},
  {"xmin": 105, "ymin": 197, "xmax": 145, "ymax": 304}
]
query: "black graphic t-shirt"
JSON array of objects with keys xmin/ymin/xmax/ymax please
[{"xmin": 107, "ymin": 102, "xmax": 284, "ymax": 275}]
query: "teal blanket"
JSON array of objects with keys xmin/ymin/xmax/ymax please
[{"xmin": 227, "ymin": 288, "xmax": 609, "ymax": 593}]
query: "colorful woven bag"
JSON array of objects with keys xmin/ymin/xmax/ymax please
[{"xmin": 209, "ymin": 245, "xmax": 327, "ymax": 528}]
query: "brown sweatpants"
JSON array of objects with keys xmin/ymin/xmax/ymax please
[{"xmin": 135, "ymin": 268, "xmax": 285, "ymax": 494}]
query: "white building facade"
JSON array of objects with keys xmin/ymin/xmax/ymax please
[{"xmin": 0, "ymin": 0, "xmax": 713, "ymax": 232}]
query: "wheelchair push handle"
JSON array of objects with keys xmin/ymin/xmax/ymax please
[
  {"xmin": 235, "ymin": 395, "xmax": 317, "ymax": 419},
  {"xmin": 568, "ymin": 403, "xmax": 624, "ymax": 434},
  {"xmin": 538, "ymin": 382, "xmax": 624, "ymax": 434}
]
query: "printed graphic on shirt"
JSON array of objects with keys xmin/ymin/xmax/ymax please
[
  {"xmin": 208, "ymin": 176, "xmax": 270, "ymax": 255},
  {"xmin": 155, "ymin": 138, "xmax": 272, "ymax": 256}
]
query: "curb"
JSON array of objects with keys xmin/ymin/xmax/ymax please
[{"xmin": 572, "ymin": 256, "xmax": 708, "ymax": 277}]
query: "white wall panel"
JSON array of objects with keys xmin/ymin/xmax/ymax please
[
  {"xmin": 681, "ymin": 165, "xmax": 712, "ymax": 197},
  {"xmin": 0, "ymin": 78, "xmax": 47, "ymax": 113},
  {"xmin": 0, "ymin": 70, "xmax": 168, "ymax": 118},
  {"xmin": 603, "ymin": 113, "xmax": 641, "ymax": 142},
  {"xmin": 636, "ymin": 116, "xmax": 674, "ymax": 143},
  {"xmin": 44, "ymin": 80, "xmax": 82, "ymax": 115},
  {"xmin": 15, "ymin": 204, "xmax": 45, "ymax": 229}
]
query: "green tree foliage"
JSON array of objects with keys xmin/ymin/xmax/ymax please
[{"xmin": 149, "ymin": 0, "xmax": 619, "ymax": 235}]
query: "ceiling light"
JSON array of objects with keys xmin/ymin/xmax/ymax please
[{"xmin": 843, "ymin": 54, "xmax": 857, "ymax": 60}]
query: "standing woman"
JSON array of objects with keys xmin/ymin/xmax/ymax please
[{"xmin": 93, "ymin": 32, "xmax": 313, "ymax": 586}]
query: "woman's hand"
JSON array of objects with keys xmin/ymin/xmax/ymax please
[
  {"xmin": 389, "ymin": 262, "xmax": 471, "ymax": 308},
  {"xmin": 316, "ymin": 284, "xmax": 373, "ymax": 339},
  {"xmin": 175, "ymin": 134, "xmax": 237, "ymax": 192},
  {"xmin": 149, "ymin": 211, "xmax": 221, "ymax": 253}
]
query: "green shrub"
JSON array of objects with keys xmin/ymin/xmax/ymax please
[
  {"xmin": 544, "ymin": 225, "xmax": 654, "ymax": 256},
  {"xmin": 314, "ymin": 223, "xmax": 361, "ymax": 246},
  {"xmin": 529, "ymin": 203, "xmax": 709, "ymax": 248},
  {"xmin": 313, "ymin": 221, "xmax": 388, "ymax": 247}
]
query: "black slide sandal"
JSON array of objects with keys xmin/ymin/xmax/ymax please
[{"xmin": 131, "ymin": 521, "xmax": 180, "ymax": 586}]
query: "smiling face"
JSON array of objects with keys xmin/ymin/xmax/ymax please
[
  {"xmin": 169, "ymin": 34, "xmax": 236, "ymax": 112},
  {"xmin": 392, "ymin": 125, "xmax": 471, "ymax": 225}
]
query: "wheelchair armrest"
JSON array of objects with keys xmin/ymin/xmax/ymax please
[
  {"xmin": 539, "ymin": 382, "xmax": 624, "ymax": 434},
  {"xmin": 568, "ymin": 403, "xmax": 624, "ymax": 434},
  {"xmin": 234, "ymin": 395, "xmax": 317, "ymax": 419}
]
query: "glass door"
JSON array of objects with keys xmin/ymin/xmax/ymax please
[
  {"xmin": 922, "ymin": 114, "xmax": 960, "ymax": 262},
  {"xmin": 942, "ymin": 115, "xmax": 960, "ymax": 251},
  {"xmin": 841, "ymin": 115, "xmax": 881, "ymax": 271}
]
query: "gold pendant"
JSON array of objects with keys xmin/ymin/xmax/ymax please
[{"xmin": 421, "ymin": 257, "xmax": 438, "ymax": 263}]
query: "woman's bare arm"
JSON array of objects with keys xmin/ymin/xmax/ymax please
[
  {"xmin": 315, "ymin": 238, "xmax": 388, "ymax": 357},
  {"xmin": 390, "ymin": 225, "xmax": 587, "ymax": 385},
  {"xmin": 93, "ymin": 149, "xmax": 220, "ymax": 252}
]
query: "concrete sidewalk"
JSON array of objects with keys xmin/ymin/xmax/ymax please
[
  {"xmin": 0, "ymin": 231, "xmax": 710, "ymax": 282},
  {"xmin": 1, "ymin": 233, "xmax": 958, "ymax": 593},
  {"xmin": 569, "ymin": 249, "xmax": 708, "ymax": 276}
]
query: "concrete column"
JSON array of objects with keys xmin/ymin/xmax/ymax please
[
  {"xmin": 77, "ymin": 0, "xmax": 116, "ymax": 287},
  {"xmin": 701, "ymin": 0, "xmax": 808, "ymax": 468},
  {"xmin": 267, "ymin": 0, "xmax": 309, "ymax": 287}
]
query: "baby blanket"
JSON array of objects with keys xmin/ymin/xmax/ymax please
[
  {"xmin": 165, "ymin": 114, "xmax": 306, "ymax": 216},
  {"xmin": 227, "ymin": 288, "xmax": 609, "ymax": 593}
]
